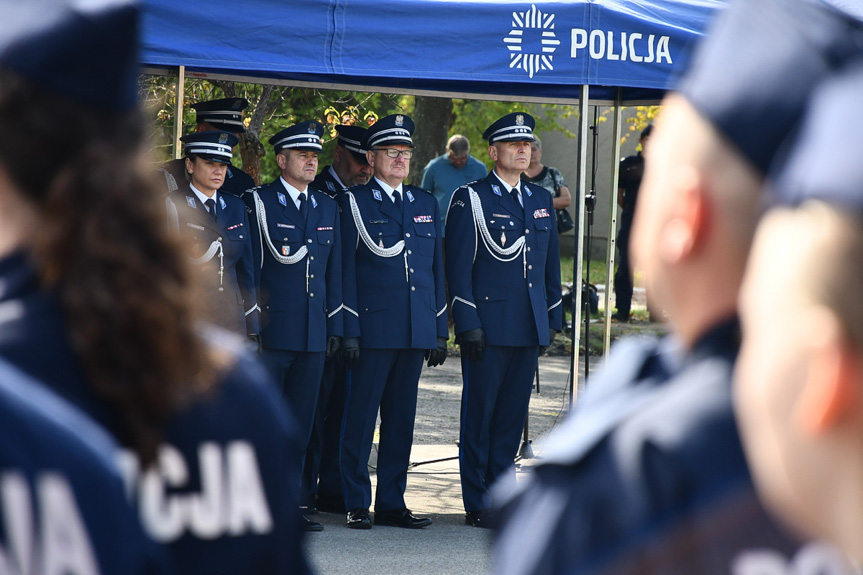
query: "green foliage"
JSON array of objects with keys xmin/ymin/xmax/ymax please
[{"xmin": 621, "ymin": 105, "xmax": 660, "ymax": 148}]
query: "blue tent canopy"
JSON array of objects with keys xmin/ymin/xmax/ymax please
[{"xmin": 140, "ymin": 0, "xmax": 724, "ymax": 103}]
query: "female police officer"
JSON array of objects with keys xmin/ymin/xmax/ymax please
[{"xmin": 0, "ymin": 0, "xmax": 309, "ymax": 572}]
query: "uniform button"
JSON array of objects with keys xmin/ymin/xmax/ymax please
[
  {"xmin": 525, "ymin": 229, "xmax": 530, "ymax": 234},
  {"xmin": 527, "ymin": 247, "xmax": 531, "ymax": 252},
  {"xmin": 310, "ymin": 274, "xmax": 315, "ymax": 279},
  {"xmin": 364, "ymin": 308, "xmax": 369, "ymax": 312},
  {"xmin": 408, "ymin": 250, "xmax": 412, "ymax": 255},
  {"xmin": 284, "ymin": 237, "xmax": 288, "ymax": 241},
  {"xmin": 310, "ymin": 293, "xmax": 315, "ymax": 298},
  {"xmin": 529, "ymin": 283, "xmax": 533, "ymax": 288},
  {"xmin": 239, "ymin": 235, "xmax": 244, "ymax": 239},
  {"xmin": 379, "ymin": 232, "xmax": 383, "ymax": 236},
  {"xmin": 308, "ymin": 238, "xmax": 313, "ymax": 244},
  {"xmin": 484, "ymin": 296, "xmax": 489, "ymax": 301},
  {"xmin": 327, "ymin": 240, "xmax": 331, "ymax": 244},
  {"xmin": 409, "ymin": 268, "xmax": 414, "ymax": 273},
  {"xmin": 218, "ymin": 236, "xmax": 223, "ymax": 241},
  {"xmin": 528, "ymin": 265, "xmax": 532, "ymax": 270},
  {"xmin": 427, "ymin": 233, "xmax": 432, "ymax": 236},
  {"xmin": 411, "ymin": 286, "xmax": 416, "ymax": 291},
  {"xmin": 405, "ymin": 233, "xmax": 411, "ymax": 238},
  {"xmin": 310, "ymin": 256, "xmax": 315, "ymax": 261}
]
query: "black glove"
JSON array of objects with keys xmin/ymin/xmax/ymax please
[
  {"xmin": 247, "ymin": 333, "xmax": 262, "ymax": 354},
  {"xmin": 425, "ymin": 337, "xmax": 449, "ymax": 367},
  {"xmin": 340, "ymin": 337, "xmax": 360, "ymax": 368},
  {"xmin": 326, "ymin": 335, "xmax": 342, "ymax": 359},
  {"xmin": 456, "ymin": 328, "xmax": 485, "ymax": 362},
  {"xmin": 539, "ymin": 329, "xmax": 557, "ymax": 357}
]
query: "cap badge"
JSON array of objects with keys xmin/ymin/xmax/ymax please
[
  {"xmin": 516, "ymin": 114, "xmax": 524, "ymax": 126},
  {"xmin": 395, "ymin": 115, "xmax": 404, "ymax": 127},
  {"xmin": 232, "ymin": 99, "xmax": 243, "ymax": 109},
  {"xmin": 308, "ymin": 123, "xmax": 317, "ymax": 134},
  {"xmin": 218, "ymin": 133, "xmax": 229, "ymax": 144}
]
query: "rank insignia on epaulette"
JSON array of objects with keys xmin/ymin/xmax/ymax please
[
  {"xmin": 406, "ymin": 190, "xmax": 415, "ymax": 202},
  {"xmin": 491, "ymin": 185, "xmax": 502, "ymax": 196},
  {"xmin": 311, "ymin": 195, "xmax": 318, "ymax": 208},
  {"xmin": 219, "ymin": 196, "xmax": 227, "ymax": 209},
  {"xmin": 326, "ymin": 181, "xmax": 335, "ymax": 192},
  {"xmin": 373, "ymin": 189, "xmax": 382, "ymax": 201},
  {"xmin": 186, "ymin": 196, "xmax": 196, "ymax": 208},
  {"xmin": 278, "ymin": 192, "xmax": 287, "ymax": 206}
]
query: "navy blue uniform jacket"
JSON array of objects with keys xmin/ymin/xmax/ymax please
[
  {"xmin": 312, "ymin": 166, "xmax": 343, "ymax": 198},
  {"xmin": 166, "ymin": 185, "xmax": 260, "ymax": 336},
  {"xmin": 493, "ymin": 319, "xmax": 851, "ymax": 574},
  {"xmin": 0, "ymin": 359, "xmax": 169, "ymax": 574},
  {"xmin": 0, "ymin": 251, "xmax": 311, "ymax": 575},
  {"xmin": 338, "ymin": 182, "xmax": 448, "ymax": 349},
  {"xmin": 248, "ymin": 180, "xmax": 343, "ymax": 352},
  {"xmin": 445, "ymin": 173, "xmax": 563, "ymax": 345}
]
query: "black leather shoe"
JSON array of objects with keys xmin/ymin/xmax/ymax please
[
  {"xmin": 346, "ymin": 508, "xmax": 372, "ymax": 530},
  {"xmin": 465, "ymin": 510, "xmax": 493, "ymax": 529},
  {"xmin": 374, "ymin": 508, "xmax": 432, "ymax": 529},
  {"xmin": 303, "ymin": 516, "xmax": 323, "ymax": 532},
  {"xmin": 316, "ymin": 494, "xmax": 346, "ymax": 514}
]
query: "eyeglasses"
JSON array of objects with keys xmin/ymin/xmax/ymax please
[{"xmin": 375, "ymin": 148, "xmax": 413, "ymax": 159}]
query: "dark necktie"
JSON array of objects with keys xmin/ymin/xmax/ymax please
[
  {"xmin": 205, "ymin": 198, "xmax": 217, "ymax": 222},
  {"xmin": 510, "ymin": 188, "xmax": 522, "ymax": 208},
  {"xmin": 393, "ymin": 190, "xmax": 402, "ymax": 213},
  {"xmin": 298, "ymin": 193, "xmax": 307, "ymax": 218}
]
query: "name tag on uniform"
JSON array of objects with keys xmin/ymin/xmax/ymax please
[
  {"xmin": 186, "ymin": 222, "xmax": 205, "ymax": 231},
  {"xmin": 414, "ymin": 215, "xmax": 433, "ymax": 223},
  {"xmin": 277, "ymin": 192, "xmax": 287, "ymax": 206},
  {"xmin": 277, "ymin": 223, "xmax": 295, "ymax": 229},
  {"xmin": 533, "ymin": 208, "xmax": 550, "ymax": 219},
  {"xmin": 492, "ymin": 213, "xmax": 510, "ymax": 219},
  {"xmin": 369, "ymin": 219, "xmax": 388, "ymax": 224}
]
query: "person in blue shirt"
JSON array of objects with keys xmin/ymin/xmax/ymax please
[
  {"xmin": 338, "ymin": 114, "xmax": 448, "ymax": 530},
  {"xmin": 247, "ymin": 120, "xmax": 344, "ymax": 532},
  {"xmin": 421, "ymin": 134, "xmax": 488, "ymax": 236},
  {"xmin": 445, "ymin": 112, "xmax": 563, "ymax": 528},
  {"xmin": 736, "ymin": 60, "xmax": 863, "ymax": 566},
  {"xmin": 492, "ymin": 0, "xmax": 863, "ymax": 572},
  {"xmin": 166, "ymin": 130, "xmax": 261, "ymax": 341},
  {"xmin": 0, "ymin": 1, "xmax": 312, "ymax": 572}
]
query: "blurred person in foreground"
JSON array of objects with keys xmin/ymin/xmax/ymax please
[
  {"xmin": 736, "ymin": 59, "xmax": 863, "ymax": 565},
  {"xmin": 492, "ymin": 0, "xmax": 863, "ymax": 572},
  {"xmin": 0, "ymin": 0, "xmax": 311, "ymax": 572}
]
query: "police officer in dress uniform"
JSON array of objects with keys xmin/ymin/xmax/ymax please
[
  {"xmin": 304, "ymin": 124, "xmax": 373, "ymax": 515},
  {"xmin": 445, "ymin": 112, "xmax": 562, "ymax": 528},
  {"xmin": 165, "ymin": 131, "xmax": 261, "ymax": 340},
  {"xmin": 0, "ymin": 0, "xmax": 311, "ymax": 572},
  {"xmin": 338, "ymin": 114, "xmax": 448, "ymax": 530},
  {"xmin": 247, "ymin": 121, "xmax": 343, "ymax": 532},
  {"xmin": 492, "ymin": 0, "xmax": 863, "ymax": 572},
  {"xmin": 159, "ymin": 97, "xmax": 255, "ymax": 198}
]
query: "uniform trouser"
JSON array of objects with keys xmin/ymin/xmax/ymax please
[
  {"xmin": 264, "ymin": 348, "xmax": 326, "ymax": 488},
  {"xmin": 340, "ymin": 348, "xmax": 424, "ymax": 512},
  {"xmin": 303, "ymin": 355, "xmax": 347, "ymax": 504},
  {"xmin": 614, "ymin": 208, "xmax": 635, "ymax": 315},
  {"xmin": 460, "ymin": 345, "xmax": 538, "ymax": 512}
]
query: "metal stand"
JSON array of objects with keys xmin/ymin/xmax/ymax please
[{"xmin": 583, "ymin": 108, "xmax": 600, "ymax": 388}]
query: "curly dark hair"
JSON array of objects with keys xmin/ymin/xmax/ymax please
[{"xmin": 0, "ymin": 70, "xmax": 222, "ymax": 463}]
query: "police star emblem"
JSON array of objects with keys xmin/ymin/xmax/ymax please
[
  {"xmin": 516, "ymin": 114, "xmax": 524, "ymax": 126},
  {"xmin": 218, "ymin": 132, "xmax": 229, "ymax": 144},
  {"xmin": 395, "ymin": 115, "xmax": 404, "ymax": 127}
]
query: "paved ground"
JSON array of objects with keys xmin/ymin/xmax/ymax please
[{"xmin": 305, "ymin": 354, "xmax": 593, "ymax": 575}]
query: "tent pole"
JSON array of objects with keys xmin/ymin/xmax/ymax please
[
  {"xmin": 173, "ymin": 65, "xmax": 185, "ymax": 160},
  {"xmin": 604, "ymin": 89, "xmax": 623, "ymax": 357},
  {"xmin": 570, "ymin": 85, "xmax": 589, "ymax": 408}
]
